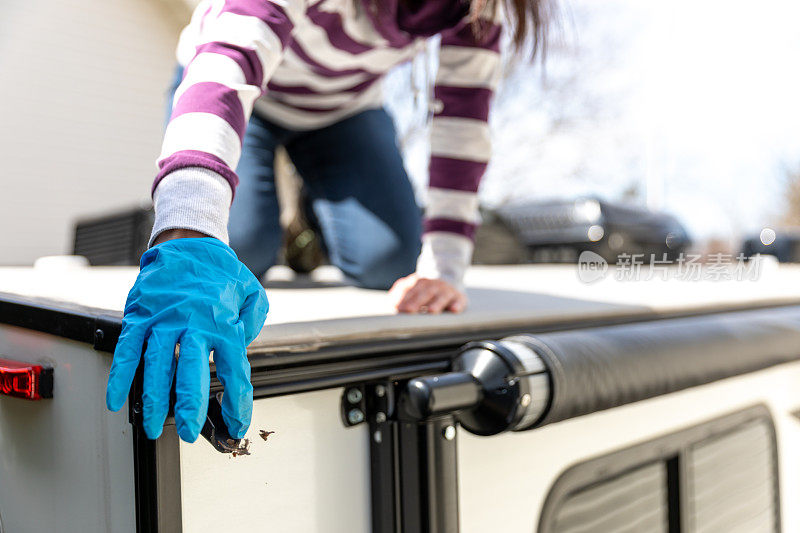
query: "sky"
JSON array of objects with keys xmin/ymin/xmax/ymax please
[{"xmin": 386, "ymin": 0, "xmax": 800, "ymax": 243}]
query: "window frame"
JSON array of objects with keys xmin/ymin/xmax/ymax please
[{"xmin": 537, "ymin": 405, "xmax": 781, "ymax": 533}]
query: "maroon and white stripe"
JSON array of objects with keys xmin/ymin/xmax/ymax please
[{"xmin": 429, "ymin": 157, "xmax": 487, "ymax": 192}]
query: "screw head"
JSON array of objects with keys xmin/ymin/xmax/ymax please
[
  {"xmin": 443, "ymin": 425, "xmax": 456, "ymax": 441},
  {"xmin": 520, "ymin": 394, "xmax": 532, "ymax": 407},
  {"xmin": 346, "ymin": 388, "xmax": 363, "ymax": 404},
  {"xmin": 375, "ymin": 385, "xmax": 386, "ymax": 397},
  {"xmin": 375, "ymin": 412, "xmax": 387, "ymax": 423},
  {"xmin": 347, "ymin": 409, "xmax": 365, "ymax": 425},
  {"xmin": 373, "ymin": 430, "xmax": 382, "ymax": 443}
]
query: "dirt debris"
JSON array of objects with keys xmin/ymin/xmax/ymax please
[
  {"xmin": 224, "ymin": 438, "xmax": 251, "ymax": 457},
  {"xmin": 259, "ymin": 430, "xmax": 276, "ymax": 442}
]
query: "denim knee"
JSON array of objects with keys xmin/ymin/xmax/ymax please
[
  {"xmin": 347, "ymin": 234, "xmax": 421, "ymax": 290},
  {"xmin": 228, "ymin": 227, "xmax": 282, "ymax": 280}
]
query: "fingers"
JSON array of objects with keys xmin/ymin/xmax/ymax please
[
  {"xmin": 239, "ymin": 287, "xmax": 269, "ymax": 345},
  {"xmin": 174, "ymin": 334, "xmax": 212, "ymax": 443},
  {"xmin": 396, "ymin": 280, "xmax": 446, "ymax": 314},
  {"xmin": 141, "ymin": 328, "xmax": 178, "ymax": 439},
  {"xmin": 395, "ymin": 279, "xmax": 435, "ymax": 313},
  {"xmin": 106, "ymin": 321, "xmax": 146, "ymax": 412},
  {"xmin": 426, "ymin": 291, "xmax": 455, "ymax": 314},
  {"xmin": 394, "ymin": 278, "xmax": 468, "ymax": 314},
  {"xmin": 447, "ymin": 292, "xmax": 469, "ymax": 313},
  {"xmin": 213, "ymin": 337, "xmax": 253, "ymax": 439}
]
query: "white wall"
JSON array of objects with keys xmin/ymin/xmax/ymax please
[{"xmin": 0, "ymin": 0, "xmax": 187, "ymax": 264}]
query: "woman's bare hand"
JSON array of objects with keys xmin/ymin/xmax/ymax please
[{"xmin": 389, "ymin": 274, "xmax": 468, "ymax": 314}]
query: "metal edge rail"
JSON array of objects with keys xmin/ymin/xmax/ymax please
[
  {"xmin": 6, "ymin": 290, "xmax": 800, "ymax": 400},
  {"xmin": 0, "ymin": 292, "xmax": 121, "ymax": 352}
]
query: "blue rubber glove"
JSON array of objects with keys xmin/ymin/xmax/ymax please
[{"xmin": 106, "ymin": 237, "xmax": 268, "ymax": 442}]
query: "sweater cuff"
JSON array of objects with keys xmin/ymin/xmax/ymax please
[
  {"xmin": 416, "ymin": 232, "xmax": 474, "ymax": 289},
  {"xmin": 149, "ymin": 167, "xmax": 232, "ymax": 247}
]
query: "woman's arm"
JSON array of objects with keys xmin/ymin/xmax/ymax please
[
  {"xmin": 151, "ymin": 0, "xmax": 304, "ymax": 246},
  {"xmin": 419, "ymin": 14, "xmax": 502, "ymax": 285},
  {"xmin": 109, "ymin": 1, "xmax": 303, "ymax": 443},
  {"xmin": 393, "ymin": 8, "xmax": 502, "ymax": 313}
]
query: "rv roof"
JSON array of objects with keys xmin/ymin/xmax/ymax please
[{"xmin": 1, "ymin": 261, "xmax": 798, "ymax": 351}]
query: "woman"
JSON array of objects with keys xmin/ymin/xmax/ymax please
[{"xmin": 106, "ymin": 0, "xmax": 550, "ymax": 444}]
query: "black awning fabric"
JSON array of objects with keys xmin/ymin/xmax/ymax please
[{"xmin": 513, "ymin": 305, "xmax": 800, "ymax": 428}]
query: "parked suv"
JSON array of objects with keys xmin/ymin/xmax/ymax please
[
  {"xmin": 473, "ymin": 197, "xmax": 691, "ymax": 264},
  {"xmin": 741, "ymin": 229, "xmax": 800, "ymax": 262}
]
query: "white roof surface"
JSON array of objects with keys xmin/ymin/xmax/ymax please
[{"xmin": 1, "ymin": 259, "xmax": 799, "ymax": 351}]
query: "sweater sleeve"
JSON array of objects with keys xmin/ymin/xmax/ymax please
[
  {"xmin": 416, "ymin": 11, "xmax": 502, "ymax": 287},
  {"xmin": 150, "ymin": 0, "xmax": 303, "ymax": 245}
]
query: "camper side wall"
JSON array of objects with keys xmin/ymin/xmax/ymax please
[{"xmin": 0, "ymin": 324, "xmax": 135, "ymax": 532}]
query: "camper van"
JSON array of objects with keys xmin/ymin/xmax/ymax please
[{"xmin": 1, "ymin": 261, "xmax": 798, "ymax": 532}]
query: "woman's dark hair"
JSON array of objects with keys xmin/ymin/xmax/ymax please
[
  {"xmin": 392, "ymin": 0, "xmax": 554, "ymax": 59},
  {"xmin": 471, "ymin": 0, "xmax": 554, "ymax": 58}
]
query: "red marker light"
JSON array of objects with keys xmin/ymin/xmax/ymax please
[{"xmin": 0, "ymin": 358, "xmax": 53, "ymax": 400}]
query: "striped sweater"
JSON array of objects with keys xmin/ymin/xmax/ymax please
[{"xmin": 153, "ymin": 0, "xmax": 503, "ymax": 286}]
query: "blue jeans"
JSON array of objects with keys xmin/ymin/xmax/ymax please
[{"xmin": 167, "ymin": 69, "xmax": 422, "ymax": 289}]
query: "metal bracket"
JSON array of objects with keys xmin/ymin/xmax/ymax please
[
  {"xmin": 200, "ymin": 392, "xmax": 250, "ymax": 455},
  {"xmin": 363, "ymin": 379, "xmax": 459, "ymax": 533},
  {"xmin": 349, "ymin": 337, "xmax": 551, "ymax": 532},
  {"xmin": 366, "ymin": 382, "xmax": 400, "ymax": 532},
  {"xmin": 340, "ymin": 384, "xmax": 367, "ymax": 427}
]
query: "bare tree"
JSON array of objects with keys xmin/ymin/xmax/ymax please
[{"xmin": 780, "ymin": 163, "xmax": 800, "ymax": 227}]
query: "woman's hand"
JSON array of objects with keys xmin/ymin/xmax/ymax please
[
  {"xmin": 106, "ymin": 238, "xmax": 268, "ymax": 443},
  {"xmin": 389, "ymin": 274, "xmax": 468, "ymax": 314}
]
